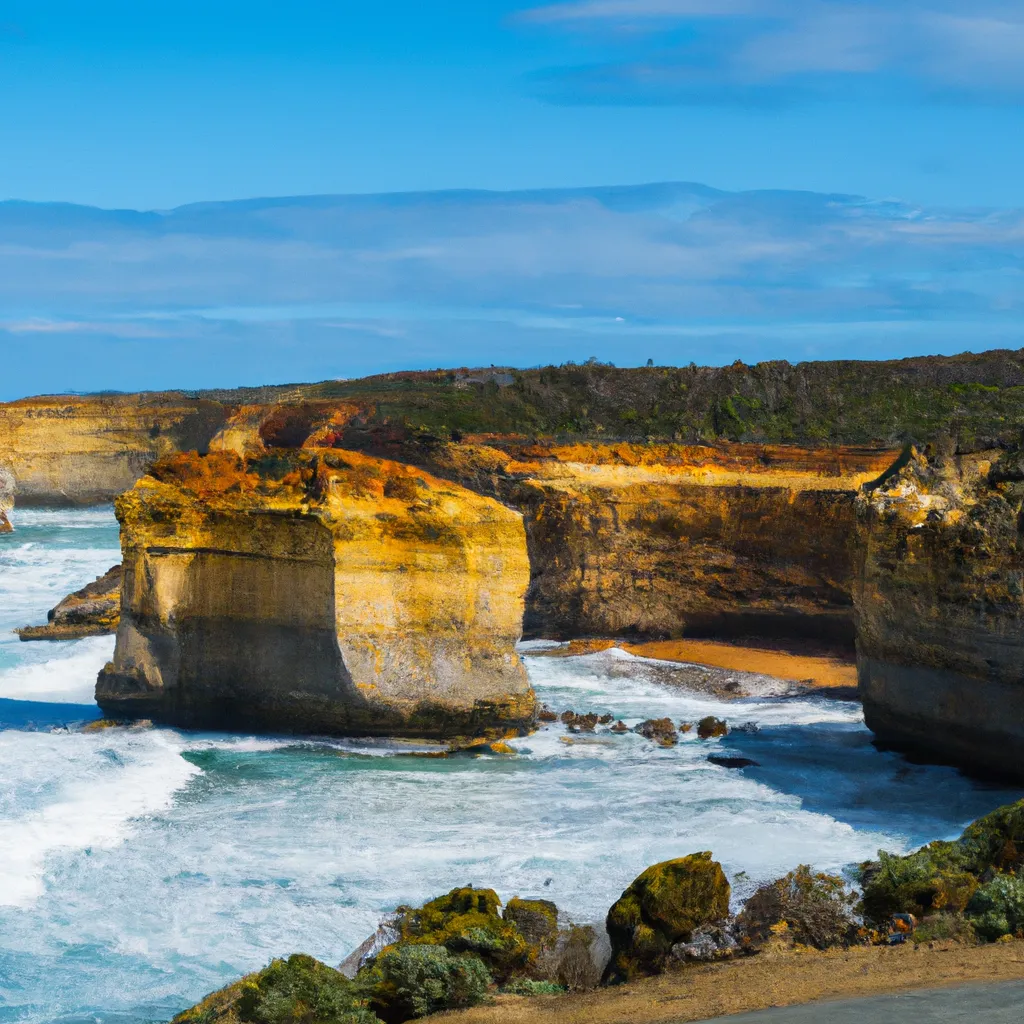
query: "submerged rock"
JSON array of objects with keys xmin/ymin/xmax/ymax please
[
  {"xmin": 697, "ymin": 716, "xmax": 728, "ymax": 739},
  {"xmin": 95, "ymin": 450, "xmax": 534, "ymax": 738},
  {"xmin": 605, "ymin": 851, "xmax": 731, "ymax": 982},
  {"xmin": 707, "ymin": 754, "xmax": 759, "ymax": 769},
  {"xmin": 635, "ymin": 717, "xmax": 679, "ymax": 746},
  {"xmin": 18, "ymin": 565, "xmax": 122, "ymax": 640}
]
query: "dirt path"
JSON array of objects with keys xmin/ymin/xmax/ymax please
[{"xmin": 432, "ymin": 941, "xmax": 1024, "ymax": 1024}]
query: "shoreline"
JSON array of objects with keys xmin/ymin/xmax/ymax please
[
  {"xmin": 433, "ymin": 939, "xmax": 1024, "ymax": 1024},
  {"xmin": 526, "ymin": 637, "xmax": 859, "ymax": 695}
]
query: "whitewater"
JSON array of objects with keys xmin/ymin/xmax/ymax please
[{"xmin": 0, "ymin": 509, "xmax": 1019, "ymax": 1024}]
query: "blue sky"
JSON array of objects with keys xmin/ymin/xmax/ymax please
[
  {"xmin": 2, "ymin": 1, "xmax": 1023, "ymax": 210},
  {"xmin": 1, "ymin": 2, "xmax": 1024, "ymax": 395}
]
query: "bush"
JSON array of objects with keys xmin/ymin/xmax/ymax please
[
  {"xmin": 737, "ymin": 866, "xmax": 858, "ymax": 950},
  {"xmin": 362, "ymin": 944, "xmax": 491, "ymax": 1023},
  {"xmin": 174, "ymin": 954, "xmax": 379, "ymax": 1024},
  {"xmin": 390, "ymin": 887, "xmax": 530, "ymax": 982},
  {"xmin": 500, "ymin": 978, "xmax": 565, "ymax": 996},
  {"xmin": 967, "ymin": 874, "xmax": 1024, "ymax": 941},
  {"xmin": 911, "ymin": 913, "xmax": 978, "ymax": 945},
  {"xmin": 556, "ymin": 925, "xmax": 601, "ymax": 992}
]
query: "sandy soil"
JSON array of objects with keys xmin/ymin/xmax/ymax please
[
  {"xmin": 532, "ymin": 638, "xmax": 857, "ymax": 694},
  {"xmin": 432, "ymin": 940, "xmax": 1024, "ymax": 1024}
]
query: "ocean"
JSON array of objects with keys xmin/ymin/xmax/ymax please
[{"xmin": 0, "ymin": 508, "xmax": 1018, "ymax": 1024}]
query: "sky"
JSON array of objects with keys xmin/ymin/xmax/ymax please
[{"xmin": 1, "ymin": 1, "xmax": 1024, "ymax": 395}]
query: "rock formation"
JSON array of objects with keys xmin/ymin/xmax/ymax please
[
  {"xmin": 0, "ymin": 464, "xmax": 12, "ymax": 533},
  {"xmin": 428, "ymin": 441, "xmax": 897, "ymax": 642},
  {"xmin": 0, "ymin": 393, "xmax": 229, "ymax": 505},
  {"xmin": 855, "ymin": 446, "xmax": 1024, "ymax": 779},
  {"xmin": 18, "ymin": 565, "xmax": 122, "ymax": 640},
  {"xmin": 96, "ymin": 450, "xmax": 533, "ymax": 737}
]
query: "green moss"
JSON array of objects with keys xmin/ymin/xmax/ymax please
[
  {"xmin": 390, "ymin": 887, "xmax": 530, "ymax": 982},
  {"xmin": 173, "ymin": 954, "xmax": 378, "ymax": 1024},
  {"xmin": 502, "ymin": 898, "xmax": 559, "ymax": 948},
  {"xmin": 605, "ymin": 852, "xmax": 730, "ymax": 982}
]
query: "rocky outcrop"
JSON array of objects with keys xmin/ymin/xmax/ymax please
[
  {"xmin": 429, "ymin": 441, "xmax": 897, "ymax": 642},
  {"xmin": 0, "ymin": 394, "xmax": 230, "ymax": 505},
  {"xmin": 855, "ymin": 446, "xmax": 1024, "ymax": 779},
  {"xmin": 96, "ymin": 450, "xmax": 533, "ymax": 737},
  {"xmin": 605, "ymin": 852, "xmax": 731, "ymax": 982},
  {"xmin": 18, "ymin": 565, "xmax": 122, "ymax": 640}
]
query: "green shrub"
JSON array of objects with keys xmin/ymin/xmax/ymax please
[
  {"xmin": 361, "ymin": 944, "xmax": 491, "ymax": 1023},
  {"xmin": 500, "ymin": 978, "xmax": 565, "ymax": 996},
  {"xmin": 911, "ymin": 913, "xmax": 978, "ymax": 945},
  {"xmin": 737, "ymin": 866, "xmax": 858, "ymax": 950},
  {"xmin": 174, "ymin": 954, "xmax": 378, "ymax": 1024},
  {"xmin": 389, "ymin": 887, "xmax": 530, "ymax": 982},
  {"xmin": 967, "ymin": 874, "xmax": 1024, "ymax": 941}
]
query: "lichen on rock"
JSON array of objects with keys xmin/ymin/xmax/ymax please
[
  {"xmin": 96, "ymin": 449, "xmax": 534, "ymax": 739},
  {"xmin": 604, "ymin": 852, "xmax": 731, "ymax": 982}
]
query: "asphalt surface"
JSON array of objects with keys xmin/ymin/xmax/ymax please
[{"xmin": 691, "ymin": 980, "xmax": 1024, "ymax": 1023}]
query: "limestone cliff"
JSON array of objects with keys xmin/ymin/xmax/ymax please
[
  {"xmin": 0, "ymin": 394, "xmax": 229, "ymax": 505},
  {"xmin": 96, "ymin": 450, "xmax": 533, "ymax": 737},
  {"xmin": 18, "ymin": 565, "xmax": 122, "ymax": 640},
  {"xmin": 0, "ymin": 464, "xmax": 12, "ymax": 533},
  {"xmin": 424, "ymin": 441, "xmax": 897, "ymax": 642},
  {"xmin": 855, "ymin": 446, "xmax": 1024, "ymax": 779}
]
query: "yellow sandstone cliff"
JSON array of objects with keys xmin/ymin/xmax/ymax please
[
  {"xmin": 427, "ymin": 440, "xmax": 898, "ymax": 642},
  {"xmin": 855, "ymin": 445, "xmax": 1024, "ymax": 778},
  {"xmin": 96, "ymin": 450, "xmax": 534, "ymax": 737},
  {"xmin": 0, "ymin": 394, "xmax": 230, "ymax": 504}
]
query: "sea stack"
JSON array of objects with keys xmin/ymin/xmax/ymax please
[
  {"xmin": 855, "ymin": 446, "xmax": 1024, "ymax": 780},
  {"xmin": 96, "ymin": 449, "xmax": 534, "ymax": 738}
]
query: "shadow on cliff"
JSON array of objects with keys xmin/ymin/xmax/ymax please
[{"xmin": 717, "ymin": 718, "xmax": 1022, "ymax": 849}]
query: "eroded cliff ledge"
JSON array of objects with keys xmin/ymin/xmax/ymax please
[
  {"xmin": 855, "ymin": 446, "xmax": 1024, "ymax": 779},
  {"xmin": 426, "ymin": 441, "xmax": 898, "ymax": 642},
  {"xmin": 96, "ymin": 450, "xmax": 533, "ymax": 737}
]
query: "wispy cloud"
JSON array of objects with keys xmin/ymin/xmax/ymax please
[{"xmin": 519, "ymin": 0, "xmax": 1024, "ymax": 104}]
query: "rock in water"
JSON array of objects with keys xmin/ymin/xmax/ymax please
[
  {"xmin": 18, "ymin": 565, "xmax": 122, "ymax": 640},
  {"xmin": 605, "ymin": 851, "xmax": 731, "ymax": 982},
  {"xmin": 96, "ymin": 450, "xmax": 534, "ymax": 738},
  {"xmin": 856, "ymin": 446, "xmax": 1024, "ymax": 780}
]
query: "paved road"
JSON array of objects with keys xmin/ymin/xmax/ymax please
[{"xmin": 691, "ymin": 980, "xmax": 1024, "ymax": 1023}]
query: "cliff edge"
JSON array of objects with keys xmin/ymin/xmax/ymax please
[
  {"xmin": 855, "ymin": 446, "xmax": 1024, "ymax": 779},
  {"xmin": 96, "ymin": 450, "xmax": 534, "ymax": 738}
]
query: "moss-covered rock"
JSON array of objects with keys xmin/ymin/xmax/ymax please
[
  {"xmin": 605, "ymin": 852, "xmax": 731, "ymax": 982},
  {"xmin": 503, "ymin": 898, "xmax": 558, "ymax": 948},
  {"xmin": 389, "ymin": 887, "xmax": 530, "ymax": 982},
  {"xmin": 860, "ymin": 799, "xmax": 1024, "ymax": 925},
  {"xmin": 173, "ymin": 954, "xmax": 378, "ymax": 1024}
]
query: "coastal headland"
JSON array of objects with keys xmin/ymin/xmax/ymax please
[{"xmin": 4, "ymin": 350, "xmax": 1024, "ymax": 771}]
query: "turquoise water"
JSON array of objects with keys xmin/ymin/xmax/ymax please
[{"xmin": 0, "ymin": 509, "xmax": 1019, "ymax": 1024}]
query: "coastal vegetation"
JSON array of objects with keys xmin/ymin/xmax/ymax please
[{"xmin": 175, "ymin": 799, "xmax": 1024, "ymax": 1022}]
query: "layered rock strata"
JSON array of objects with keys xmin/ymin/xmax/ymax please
[
  {"xmin": 855, "ymin": 446, "xmax": 1024, "ymax": 779},
  {"xmin": 0, "ymin": 394, "xmax": 229, "ymax": 505},
  {"xmin": 96, "ymin": 450, "xmax": 533, "ymax": 737},
  {"xmin": 18, "ymin": 565, "xmax": 122, "ymax": 640},
  {"xmin": 428, "ymin": 441, "xmax": 898, "ymax": 642}
]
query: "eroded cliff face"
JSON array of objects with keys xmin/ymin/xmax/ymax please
[
  {"xmin": 423, "ymin": 441, "xmax": 898, "ymax": 642},
  {"xmin": 96, "ymin": 450, "xmax": 533, "ymax": 737},
  {"xmin": 0, "ymin": 464, "xmax": 12, "ymax": 533},
  {"xmin": 0, "ymin": 394, "xmax": 230, "ymax": 505},
  {"xmin": 855, "ymin": 447, "xmax": 1024, "ymax": 778}
]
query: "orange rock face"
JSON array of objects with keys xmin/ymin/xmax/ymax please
[
  {"xmin": 96, "ymin": 450, "xmax": 534, "ymax": 737},
  {"xmin": 427, "ymin": 441, "xmax": 898, "ymax": 642}
]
